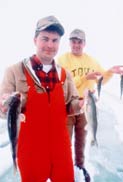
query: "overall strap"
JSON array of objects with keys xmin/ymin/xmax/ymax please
[{"xmin": 60, "ymin": 68, "xmax": 66, "ymax": 84}]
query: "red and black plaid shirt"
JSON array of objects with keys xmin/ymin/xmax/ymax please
[{"xmin": 30, "ymin": 55, "xmax": 60, "ymax": 92}]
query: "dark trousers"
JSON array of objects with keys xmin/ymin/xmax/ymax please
[{"xmin": 67, "ymin": 113, "xmax": 87, "ymax": 168}]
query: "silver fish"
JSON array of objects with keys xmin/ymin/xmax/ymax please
[
  {"xmin": 84, "ymin": 90, "xmax": 98, "ymax": 146},
  {"xmin": 97, "ymin": 76, "xmax": 103, "ymax": 98},
  {"xmin": 7, "ymin": 93, "xmax": 21, "ymax": 171},
  {"xmin": 120, "ymin": 75, "xmax": 123, "ymax": 99}
]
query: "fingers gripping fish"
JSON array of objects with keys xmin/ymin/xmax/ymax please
[{"xmin": 7, "ymin": 93, "xmax": 21, "ymax": 171}]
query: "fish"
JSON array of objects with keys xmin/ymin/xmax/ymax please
[
  {"xmin": 97, "ymin": 76, "xmax": 103, "ymax": 98},
  {"xmin": 84, "ymin": 90, "xmax": 98, "ymax": 146},
  {"xmin": 7, "ymin": 92, "xmax": 21, "ymax": 171},
  {"xmin": 120, "ymin": 74, "xmax": 123, "ymax": 99}
]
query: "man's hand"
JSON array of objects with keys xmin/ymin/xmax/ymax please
[
  {"xmin": 0, "ymin": 93, "xmax": 11, "ymax": 114},
  {"xmin": 0, "ymin": 92, "xmax": 21, "ymax": 117},
  {"xmin": 86, "ymin": 71, "xmax": 102, "ymax": 80},
  {"xmin": 109, "ymin": 65, "xmax": 123, "ymax": 75}
]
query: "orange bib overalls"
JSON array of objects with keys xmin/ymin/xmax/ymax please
[{"xmin": 17, "ymin": 68, "xmax": 74, "ymax": 182}]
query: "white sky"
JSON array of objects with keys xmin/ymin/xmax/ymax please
[{"xmin": 0, "ymin": 0, "xmax": 123, "ymax": 79}]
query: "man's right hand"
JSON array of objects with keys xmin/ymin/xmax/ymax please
[
  {"xmin": 86, "ymin": 71, "xmax": 102, "ymax": 80},
  {"xmin": 0, "ymin": 92, "xmax": 21, "ymax": 118},
  {"xmin": 0, "ymin": 93, "xmax": 11, "ymax": 114}
]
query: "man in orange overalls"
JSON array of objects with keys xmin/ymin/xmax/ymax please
[{"xmin": 0, "ymin": 16, "xmax": 84, "ymax": 182}]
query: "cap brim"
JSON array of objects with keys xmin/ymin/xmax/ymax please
[{"xmin": 36, "ymin": 23, "xmax": 64, "ymax": 36}]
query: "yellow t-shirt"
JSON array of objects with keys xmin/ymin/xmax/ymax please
[{"xmin": 57, "ymin": 52, "xmax": 112, "ymax": 97}]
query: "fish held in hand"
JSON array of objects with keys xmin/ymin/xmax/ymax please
[
  {"xmin": 97, "ymin": 76, "xmax": 103, "ymax": 99},
  {"xmin": 7, "ymin": 92, "xmax": 21, "ymax": 171},
  {"xmin": 120, "ymin": 74, "xmax": 123, "ymax": 99},
  {"xmin": 84, "ymin": 90, "xmax": 98, "ymax": 146}
]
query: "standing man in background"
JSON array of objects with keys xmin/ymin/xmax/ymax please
[{"xmin": 57, "ymin": 28, "xmax": 123, "ymax": 182}]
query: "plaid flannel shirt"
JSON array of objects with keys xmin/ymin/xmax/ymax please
[{"xmin": 30, "ymin": 55, "xmax": 59, "ymax": 92}]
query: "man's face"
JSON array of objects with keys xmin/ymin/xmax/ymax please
[
  {"xmin": 70, "ymin": 38, "xmax": 85, "ymax": 56},
  {"xmin": 34, "ymin": 30, "xmax": 61, "ymax": 63}
]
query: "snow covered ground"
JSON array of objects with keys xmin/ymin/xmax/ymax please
[
  {"xmin": 85, "ymin": 90, "xmax": 123, "ymax": 182},
  {"xmin": 0, "ymin": 88, "xmax": 123, "ymax": 181}
]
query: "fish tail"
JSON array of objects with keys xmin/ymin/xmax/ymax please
[
  {"xmin": 13, "ymin": 160, "xmax": 17, "ymax": 174},
  {"xmin": 91, "ymin": 138, "xmax": 98, "ymax": 147},
  {"xmin": 12, "ymin": 152, "xmax": 17, "ymax": 173}
]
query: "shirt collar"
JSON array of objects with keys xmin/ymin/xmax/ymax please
[{"xmin": 31, "ymin": 54, "xmax": 56, "ymax": 71}]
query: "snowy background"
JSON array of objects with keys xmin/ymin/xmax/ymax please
[{"xmin": 0, "ymin": 0, "xmax": 123, "ymax": 181}]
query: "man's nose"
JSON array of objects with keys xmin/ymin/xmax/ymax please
[{"xmin": 47, "ymin": 40, "xmax": 54, "ymax": 47}]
